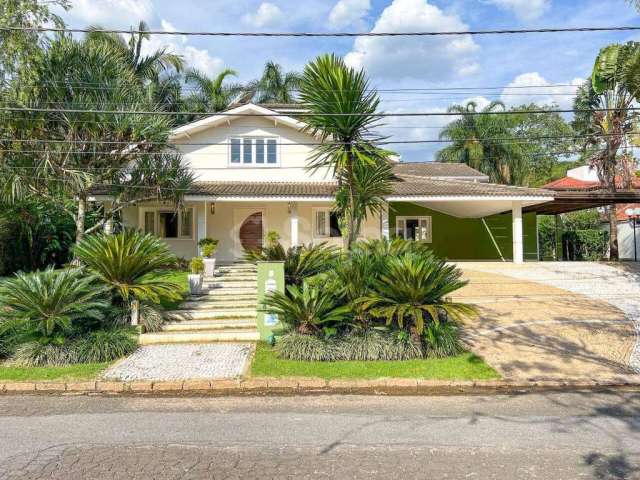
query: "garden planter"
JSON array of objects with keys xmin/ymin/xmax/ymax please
[
  {"xmin": 203, "ymin": 258, "xmax": 216, "ymax": 277},
  {"xmin": 188, "ymin": 273, "xmax": 203, "ymax": 295}
]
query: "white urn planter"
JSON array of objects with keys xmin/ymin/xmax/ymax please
[
  {"xmin": 188, "ymin": 273, "xmax": 203, "ymax": 295},
  {"xmin": 203, "ymin": 258, "xmax": 216, "ymax": 277}
]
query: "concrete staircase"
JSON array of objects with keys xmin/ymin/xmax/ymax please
[{"xmin": 139, "ymin": 263, "xmax": 260, "ymax": 344}]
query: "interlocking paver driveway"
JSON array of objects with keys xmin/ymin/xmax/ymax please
[{"xmin": 451, "ymin": 262, "xmax": 640, "ymax": 381}]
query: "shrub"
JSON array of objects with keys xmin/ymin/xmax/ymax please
[
  {"xmin": 138, "ymin": 304, "xmax": 167, "ymax": 333},
  {"xmin": 359, "ymin": 252, "xmax": 476, "ymax": 335},
  {"xmin": 423, "ymin": 322, "xmax": 464, "ymax": 358},
  {"xmin": 276, "ymin": 333, "xmax": 341, "ymax": 361},
  {"xmin": 198, "ymin": 238, "xmax": 219, "ymax": 258},
  {"xmin": 246, "ymin": 242, "xmax": 339, "ymax": 287},
  {"xmin": 11, "ymin": 341, "xmax": 77, "ymax": 366},
  {"xmin": 276, "ymin": 330, "xmax": 426, "ymax": 361},
  {"xmin": 74, "ymin": 328, "xmax": 138, "ymax": 363},
  {"xmin": 190, "ymin": 257, "xmax": 204, "ymax": 275},
  {"xmin": 0, "ymin": 267, "xmax": 110, "ymax": 338},
  {"xmin": 266, "ymin": 230, "xmax": 280, "ymax": 247},
  {"xmin": 337, "ymin": 330, "xmax": 423, "ymax": 361},
  {"xmin": 262, "ymin": 284, "xmax": 351, "ymax": 335},
  {"xmin": 74, "ymin": 229, "xmax": 181, "ymax": 304}
]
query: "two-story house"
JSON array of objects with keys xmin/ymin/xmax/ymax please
[{"xmin": 118, "ymin": 103, "xmax": 555, "ymax": 263}]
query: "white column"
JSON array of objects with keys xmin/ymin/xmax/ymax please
[
  {"xmin": 196, "ymin": 202, "xmax": 207, "ymax": 254},
  {"xmin": 103, "ymin": 201, "xmax": 114, "ymax": 234},
  {"xmin": 290, "ymin": 202, "xmax": 299, "ymax": 247},
  {"xmin": 381, "ymin": 205, "xmax": 390, "ymax": 239},
  {"xmin": 512, "ymin": 201, "xmax": 524, "ymax": 264}
]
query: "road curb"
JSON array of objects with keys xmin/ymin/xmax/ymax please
[{"xmin": 1, "ymin": 376, "xmax": 640, "ymax": 396}]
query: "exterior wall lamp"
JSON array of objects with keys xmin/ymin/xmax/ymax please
[{"xmin": 210, "ymin": 203, "xmax": 216, "ymax": 215}]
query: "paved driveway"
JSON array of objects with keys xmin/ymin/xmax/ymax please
[{"xmin": 451, "ymin": 262, "xmax": 640, "ymax": 381}]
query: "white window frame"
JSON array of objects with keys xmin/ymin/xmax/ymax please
[
  {"xmin": 313, "ymin": 207, "xmax": 341, "ymax": 238},
  {"xmin": 140, "ymin": 207, "xmax": 195, "ymax": 240},
  {"xmin": 228, "ymin": 136, "xmax": 280, "ymax": 167},
  {"xmin": 395, "ymin": 216, "xmax": 432, "ymax": 243}
]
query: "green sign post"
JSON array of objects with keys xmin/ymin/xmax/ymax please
[{"xmin": 256, "ymin": 261, "xmax": 285, "ymax": 342}]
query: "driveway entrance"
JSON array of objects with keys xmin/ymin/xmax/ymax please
[{"xmin": 451, "ymin": 262, "xmax": 640, "ymax": 381}]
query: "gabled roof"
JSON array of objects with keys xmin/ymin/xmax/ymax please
[
  {"xmin": 170, "ymin": 103, "xmax": 308, "ymax": 140},
  {"xmin": 186, "ymin": 177, "xmax": 552, "ymax": 200},
  {"xmin": 543, "ymin": 175, "xmax": 640, "ymax": 191},
  {"xmin": 392, "ymin": 162, "xmax": 489, "ymax": 180}
]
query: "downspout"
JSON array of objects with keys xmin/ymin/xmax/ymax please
[{"xmin": 482, "ymin": 218, "xmax": 505, "ymax": 262}]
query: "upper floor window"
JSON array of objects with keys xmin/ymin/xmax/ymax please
[{"xmin": 229, "ymin": 137, "xmax": 278, "ymax": 166}]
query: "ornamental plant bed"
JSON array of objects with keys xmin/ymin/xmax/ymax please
[{"xmin": 250, "ymin": 344, "xmax": 499, "ymax": 381}]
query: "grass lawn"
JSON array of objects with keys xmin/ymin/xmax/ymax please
[
  {"xmin": 251, "ymin": 343, "xmax": 499, "ymax": 380},
  {"xmin": 0, "ymin": 362, "xmax": 110, "ymax": 382},
  {"xmin": 157, "ymin": 270, "xmax": 189, "ymax": 310}
]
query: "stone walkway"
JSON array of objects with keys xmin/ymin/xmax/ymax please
[
  {"xmin": 103, "ymin": 344, "xmax": 253, "ymax": 381},
  {"xmin": 452, "ymin": 262, "xmax": 640, "ymax": 381}
]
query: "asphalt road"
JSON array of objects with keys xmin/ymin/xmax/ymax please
[{"xmin": 0, "ymin": 392, "xmax": 639, "ymax": 479}]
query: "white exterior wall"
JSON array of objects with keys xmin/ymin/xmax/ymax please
[
  {"xmin": 122, "ymin": 201, "xmax": 381, "ymax": 262},
  {"xmin": 174, "ymin": 116, "xmax": 334, "ymax": 182}
]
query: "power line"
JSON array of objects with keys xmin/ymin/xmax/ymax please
[
  {"xmin": 0, "ymin": 105, "xmax": 634, "ymax": 117},
  {"xmin": 2, "ymin": 25, "xmax": 640, "ymax": 37}
]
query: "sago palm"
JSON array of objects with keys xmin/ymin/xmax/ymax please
[
  {"xmin": 299, "ymin": 54, "xmax": 394, "ymax": 249},
  {"xmin": 0, "ymin": 267, "xmax": 110, "ymax": 337},
  {"xmin": 74, "ymin": 229, "xmax": 181, "ymax": 304},
  {"xmin": 261, "ymin": 284, "xmax": 351, "ymax": 335},
  {"xmin": 358, "ymin": 253, "xmax": 476, "ymax": 336}
]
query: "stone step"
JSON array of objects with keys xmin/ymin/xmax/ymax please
[
  {"xmin": 196, "ymin": 290, "xmax": 257, "ymax": 298},
  {"xmin": 181, "ymin": 299, "xmax": 258, "ymax": 310},
  {"xmin": 171, "ymin": 309, "xmax": 257, "ymax": 321},
  {"xmin": 140, "ymin": 329, "xmax": 260, "ymax": 345},
  {"xmin": 205, "ymin": 275, "xmax": 257, "ymax": 283},
  {"xmin": 204, "ymin": 281, "xmax": 256, "ymax": 289},
  {"xmin": 163, "ymin": 318, "xmax": 256, "ymax": 331}
]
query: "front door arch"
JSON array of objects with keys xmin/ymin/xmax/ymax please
[{"xmin": 237, "ymin": 211, "xmax": 263, "ymax": 255}]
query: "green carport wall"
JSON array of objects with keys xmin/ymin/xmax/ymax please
[{"xmin": 389, "ymin": 202, "xmax": 538, "ymax": 261}]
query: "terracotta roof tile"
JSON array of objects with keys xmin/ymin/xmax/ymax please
[{"xmin": 392, "ymin": 162, "xmax": 488, "ymax": 178}]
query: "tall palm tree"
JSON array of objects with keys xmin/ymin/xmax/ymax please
[
  {"xmin": 86, "ymin": 21, "xmax": 184, "ymax": 83},
  {"xmin": 184, "ymin": 68, "xmax": 244, "ymax": 113},
  {"xmin": 573, "ymin": 42, "xmax": 640, "ymax": 260},
  {"xmin": 436, "ymin": 101, "xmax": 525, "ymax": 185},
  {"xmin": 299, "ymin": 54, "xmax": 394, "ymax": 250},
  {"xmin": 248, "ymin": 61, "xmax": 302, "ymax": 104}
]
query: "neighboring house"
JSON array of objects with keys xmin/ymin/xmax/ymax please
[
  {"xmin": 544, "ymin": 165, "xmax": 640, "ymax": 260},
  {"xmin": 107, "ymin": 103, "xmax": 556, "ymax": 263}
]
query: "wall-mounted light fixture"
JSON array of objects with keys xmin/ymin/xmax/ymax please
[{"xmin": 210, "ymin": 203, "xmax": 216, "ymax": 215}]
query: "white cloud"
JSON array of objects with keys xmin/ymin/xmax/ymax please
[
  {"xmin": 242, "ymin": 2, "xmax": 284, "ymax": 28},
  {"xmin": 63, "ymin": 0, "xmax": 154, "ymax": 27},
  {"xmin": 484, "ymin": 0, "xmax": 551, "ymax": 21},
  {"xmin": 501, "ymin": 72, "xmax": 584, "ymax": 109},
  {"xmin": 141, "ymin": 20, "xmax": 225, "ymax": 76},
  {"xmin": 344, "ymin": 0, "xmax": 479, "ymax": 81},
  {"xmin": 328, "ymin": 0, "xmax": 371, "ymax": 29}
]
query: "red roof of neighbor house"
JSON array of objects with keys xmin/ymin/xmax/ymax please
[
  {"xmin": 543, "ymin": 176, "xmax": 640, "ymax": 191},
  {"xmin": 543, "ymin": 177, "xmax": 601, "ymax": 190},
  {"xmin": 615, "ymin": 203, "xmax": 640, "ymax": 221}
]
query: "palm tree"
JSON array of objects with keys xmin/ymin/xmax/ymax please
[
  {"xmin": 86, "ymin": 21, "xmax": 184, "ymax": 83},
  {"xmin": 436, "ymin": 101, "xmax": 526, "ymax": 185},
  {"xmin": 247, "ymin": 61, "xmax": 302, "ymax": 104},
  {"xmin": 184, "ymin": 68, "xmax": 244, "ymax": 113},
  {"xmin": 299, "ymin": 54, "xmax": 394, "ymax": 249},
  {"xmin": 358, "ymin": 253, "xmax": 476, "ymax": 342},
  {"xmin": 573, "ymin": 42, "xmax": 640, "ymax": 260}
]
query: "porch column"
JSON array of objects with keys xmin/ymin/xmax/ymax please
[
  {"xmin": 381, "ymin": 205, "xmax": 390, "ymax": 239},
  {"xmin": 290, "ymin": 202, "xmax": 299, "ymax": 247},
  {"xmin": 512, "ymin": 201, "xmax": 524, "ymax": 264},
  {"xmin": 197, "ymin": 202, "xmax": 207, "ymax": 254},
  {"xmin": 103, "ymin": 201, "xmax": 114, "ymax": 234}
]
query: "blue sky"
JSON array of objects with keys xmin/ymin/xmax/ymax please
[{"xmin": 57, "ymin": 0, "xmax": 640, "ymax": 161}]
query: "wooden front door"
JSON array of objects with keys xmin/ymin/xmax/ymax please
[{"xmin": 238, "ymin": 212, "xmax": 263, "ymax": 253}]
